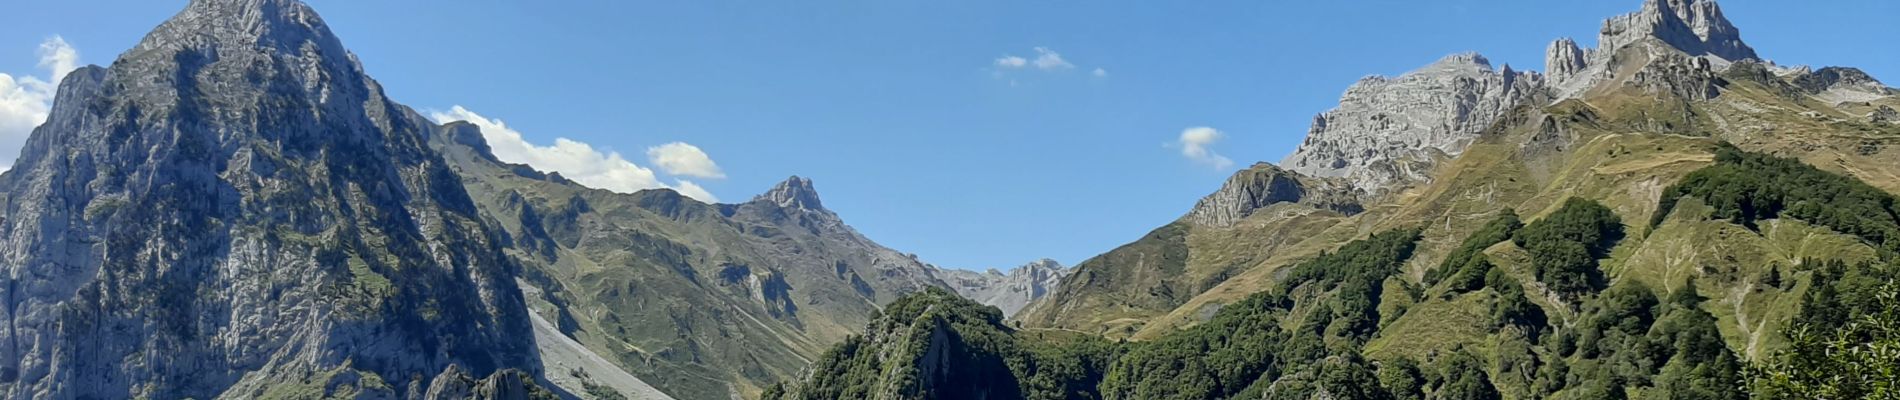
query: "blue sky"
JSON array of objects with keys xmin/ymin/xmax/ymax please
[{"xmin": 1, "ymin": 0, "xmax": 1895, "ymax": 270}]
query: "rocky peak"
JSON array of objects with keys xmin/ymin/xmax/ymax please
[
  {"xmin": 1185, "ymin": 162, "xmax": 1362, "ymax": 228},
  {"xmin": 938, "ymin": 259, "xmax": 1070, "ymax": 318},
  {"xmin": 133, "ymin": 0, "xmax": 348, "ymax": 63},
  {"xmin": 1546, "ymin": 37, "xmax": 1589, "ymax": 84},
  {"xmin": 1280, "ymin": 53, "xmax": 1546, "ymax": 195},
  {"xmin": 755, "ymin": 176, "xmax": 826, "ymax": 211},
  {"xmin": 1550, "ymin": 0, "xmax": 1758, "ymax": 98},
  {"xmin": 1600, "ymin": 0, "xmax": 1755, "ymax": 62}
]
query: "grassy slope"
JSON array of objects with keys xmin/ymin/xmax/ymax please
[
  {"xmin": 1016, "ymin": 202, "xmax": 1351, "ymax": 339},
  {"xmin": 1115, "ymin": 73, "xmax": 1900, "ymax": 366},
  {"xmin": 435, "ymin": 133, "xmax": 950, "ymax": 399}
]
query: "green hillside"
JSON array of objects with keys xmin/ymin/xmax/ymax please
[{"xmin": 769, "ymin": 141, "xmax": 1900, "ymax": 398}]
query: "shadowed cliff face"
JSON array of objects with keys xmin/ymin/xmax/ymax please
[{"xmin": 0, "ymin": 0, "xmax": 544, "ymax": 398}]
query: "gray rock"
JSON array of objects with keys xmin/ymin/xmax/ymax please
[
  {"xmin": 1550, "ymin": 0, "xmax": 1759, "ymax": 99},
  {"xmin": 1545, "ymin": 38, "xmax": 1588, "ymax": 85},
  {"xmin": 1280, "ymin": 54, "xmax": 1545, "ymax": 195},
  {"xmin": 1185, "ymin": 162, "xmax": 1362, "ymax": 228},
  {"xmin": 1282, "ymin": 0, "xmax": 1776, "ymax": 197},
  {"xmin": 756, "ymin": 176, "xmax": 825, "ymax": 211},
  {"xmin": 1872, "ymin": 106, "xmax": 1899, "ymax": 125},
  {"xmin": 938, "ymin": 259, "xmax": 1069, "ymax": 317},
  {"xmin": 1789, "ymin": 67, "xmax": 1895, "ymax": 105},
  {"xmin": 1599, "ymin": 0, "xmax": 1755, "ymax": 62},
  {"xmin": 0, "ymin": 0, "xmax": 541, "ymax": 398}
]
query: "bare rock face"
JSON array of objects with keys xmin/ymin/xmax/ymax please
[
  {"xmin": 939, "ymin": 259, "xmax": 1070, "ymax": 317},
  {"xmin": 1873, "ymin": 106, "xmax": 1900, "ymax": 125},
  {"xmin": 1282, "ymin": 0, "xmax": 1774, "ymax": 197},
  {"xmin": 1789, "ymin": 67, "xmax": 1895, "ymax": 105},
  {"xmin": 1185, "ymin": 162, "xmax": 1362, "ymax": 228},
  {"xmin": 1279, "ymin": 54, "xmax": 1544, "ymax": 196},
  {"xmin": 757, "ymin": 175, "xmax": 825, "ymax": 211},
  {"xmin": 1546, "ymin": 38, "xmax": 1589, "ymax": 85},
  {"xmin": 0, "ymin": 0, "xmax": 541, "ymax": 398},
  {"xmin": 1549, "ymin": 0, "xmax": 1760, "ymax": 99},
  {"xmin": 1600, "ymin": 0, "xmax": 1755, "ymax": 62}
]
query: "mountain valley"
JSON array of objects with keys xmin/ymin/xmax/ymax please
[{"xmin": 1, "ymin": 0, "xmax": 1896, "ymax": 399}]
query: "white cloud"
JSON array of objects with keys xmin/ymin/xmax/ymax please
[
  {"xmin": 671, "ymin": 179, "xmax": 717, "ymax": 203},
  {"xmin": 1176, "ymin": 127, "xmax": 1234, "ymax": 170},
  {"xmin": 994, "ymin": 56, "xmax": 1027, "ymax": 68},
  {"xmin": 428, "ymin": 106, "xmax": 720, "ymax": 203},
  {"xmin": 0, "ymin": 36, "xmax": 79, "ymax": 171},
  {"xmin": 37, "ymin": 37, "xmax": 78, "ymax": 82},
  {"xmin": 1031, "ymin": 47, "xmax": 1073, "ymax": 70},
  {"xmin": 1092, "ymin": 68, "xmax": 1109, "ymax": 78},
  {"xmin": 646, "ymin": 142, "xmax": 725, "ymax": 179}
]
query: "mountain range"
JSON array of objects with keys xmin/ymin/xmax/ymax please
[
  {"xmin": 3, "ymin": 0, "xmax": 1897, "ymax": 399},
  {"xmin": 782, "ymin": 0, "xmax": 1900, "ymax": 398},
  {"xmin": 0, "ymin": 0, "xmax": 1062, "ymax": 399}
]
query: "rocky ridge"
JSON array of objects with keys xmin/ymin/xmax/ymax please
[
  {"xmin": 1280, "ymin": 0, "xmax": 1796, "ymax": 198},
  {"xmin": 1279, "ymin": 53, "xmax": 1546, "ymax": 196},
  {"xmin": 431, "ymin": 127, "xmax": 962, "ymax": 398},
  {"xmin": 1184, "ymin": 162, "xmax": 1363, "ymax": 228},
  {"xmin": 937, "ymin": 259, "xmax": 1070, "ymax": 317}
]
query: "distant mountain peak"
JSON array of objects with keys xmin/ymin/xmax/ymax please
[
  {"xmin": 1599, "ymin": 0, "xmax": 1755, "ymax": 61},
  {"xmin": 938, "ymin": 259, "xmax": 1070, "ymax": 318},
  {"xmin": 135, "ymin": 0, "xmax": 345, "ymax": 59},
  {"xmin": 756, "ymin": 176, "xmax": 825, "ymax": 211},
  {"xmin": 1546, "ymin": 0, "xmax": 1756, "ymax": 99}
]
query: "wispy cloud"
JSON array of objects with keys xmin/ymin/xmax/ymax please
[
  {"xmin": 428, "ymin": 106, "xmax": 721, "ymax": 203},
  {"xmin": 646, "ymin": 142, "xmax": 725, "ymax": 179},
  {"xmin": 1029, "ymin": 47, "xmax": 1072, "ymax": 70},
  {"xmin": 992, "ymin": 47, "xmax": 1101, "ymax": 79},
  {"xmin": 1175, "ymin": 127, "xmax": 1234, "ymax": 170},
  {"xmin": 0, "ymin": 36, "xmax": 79, "ymax": 171},
  {"xmin": 37, "ymin": 36, "xmax": 78, "ymax": 81}
]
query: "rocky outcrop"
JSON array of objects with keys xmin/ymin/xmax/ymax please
[
  {"xmin": 1280, "ymin": 53, "xmax": 1546, "ymax": 195},
  {"xmin": 1186, "ymin": 162, "xmax": 1362, "ymax": 227},
  {"xmin": 1789, "ymin": 67, "xmax": 1895, "ymax": 105},
  {"xmin": 1282, "ymin": 0, "xmax": 1775, "ymax": 196},
  {"xmin": 939, "ymin": 259, "xmax": 1070, "ymax": 317},
  {"xmin": 1546, "ymin": 38, "xmax": 1589, "ymax": 85},
  {"xmin": 1872, "ymin": 106, "xmax": 1899, "ymax": 125},
  {"xmin": 1599, "ymin": 0, "xmax": 1755, "ymax": 62},
  {"xmin": 0, "ymin": 0, "xmax": 542, "ymax": 398},
  {"xmin": 420, "ymin": 365, "xmax": 559, "ymax": 400},
  {"xmin": 1548, "ymin": 0, "xmax": 1760, "ymax": 99},
  {"xmin": 757, "ymin": 175, "xmax": 825, "ymax": 211}
]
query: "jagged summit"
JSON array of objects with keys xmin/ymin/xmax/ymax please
[
  {"xmin": 1602, "ymin": 0, "xmax": 1755, "ymax": 62},
  {"xmin": 1280, "ymin": 0, "xmax": 1773, "ymax": 196},
  {"xmin": 938, "ymin": 258, "xmax": 1070, "ymax": 318},
  {"xmin": 133, "ymin": 0, "xmax": 346, "ymax": 59},
  {"xmin": 1546, "ymin": 0, "xmax": 1759, "ymax": 98},
  {"xmin": 755, "ymin": 175, "xmax": 826, "ymax": 211},
  {"xmin": 1280, "ymin": 51, "xmax": 1545, "ymax": 195}
]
